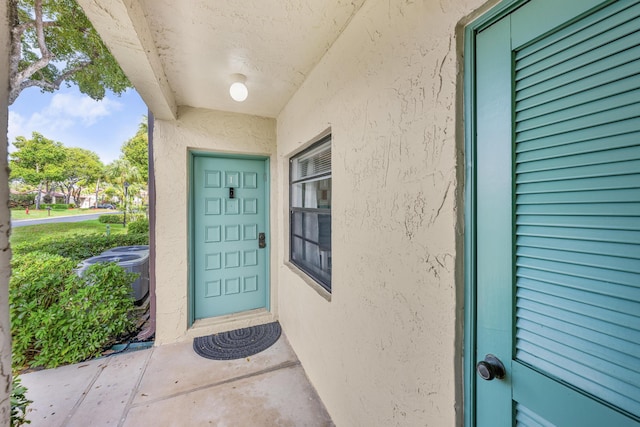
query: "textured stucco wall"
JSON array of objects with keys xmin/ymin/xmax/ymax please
[
  {"xmin": 276, "ymin": 0, "xmax": 485, "ymax": 425},
  {"xmin": 0, "ymin": 0, "xmax": 11, "ymax": 423},
  {"xmin": 153, "ymin": 107, "xmax": 277, "ymax": 344}
]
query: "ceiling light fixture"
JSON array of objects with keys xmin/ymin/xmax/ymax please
[{"xmin": 229, "ymin": 73, "xmax": 248, "ymax": 102}]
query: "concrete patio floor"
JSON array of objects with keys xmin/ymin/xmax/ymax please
[{"xmin": 20, "ymin": 333, "xmax": 334, "ymax": 427}]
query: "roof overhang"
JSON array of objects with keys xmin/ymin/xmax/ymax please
[{"xmin": 77, "ymin": 0, "xmax": 366, "ymax": 120}]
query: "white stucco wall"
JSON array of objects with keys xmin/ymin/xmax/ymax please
[
  {"xmin": 0, "ymin": 0, "xmax": 11, "ymax": 423},
  {"xmin": 276, "ymin": 0, "xmax": 486, "ymax": 425},
  {"xmin": 152, "ymin": 107, "xmax": 277, "ymax": 344}
]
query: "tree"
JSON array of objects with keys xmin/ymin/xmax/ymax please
[
  {"xmin": 105, "ymin": 158, "xmax": 141, "ymax": 209},
  {"xmin": 58, "ymin": 147, "xmax": 104, "ymax": 204},
  {"xmin": 9, "ymin": 132, "xmax": 67, "ymax": 209},
  {"xmin": 8, "ymin": 0, "xmax": 131, "ymax": 105},
  {"xmin": 93, "ymin": 169, "xmax": 107, "ymax": 208},
  {"xmin": 121, "ymin": 118, "xmax": 149, "ymax": 182}
]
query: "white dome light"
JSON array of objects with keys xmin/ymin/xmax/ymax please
[{"xmin": 229, "ymin": 74, "xmax": 248, "ymax": 102}]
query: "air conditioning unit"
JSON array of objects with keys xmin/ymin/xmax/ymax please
[
  {"xmin": 102, "ymin": 245, "xmax": 149, "ymax": 255},
  {"xmin": 77, "ymin": 251, "xmax": 149, "ymax": 303}
]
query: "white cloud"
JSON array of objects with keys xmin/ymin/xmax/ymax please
[
  {"xmin": 7, "ymin": 87, "xmax": 146, "ymax": 164},
  {"xmin": 8, "ymin": 92, "xmax": 123, "ymax": 141},
  {"xmin": 48, "ymin": 93, "xmax": 123, "ymax": 126},
  {"xmin": 7, "ymin": 111, "xmax": 26, "ymax": 143},
  {"xmin": 7, "ymin": 111, "xmax": 24, "ymax": 157}
]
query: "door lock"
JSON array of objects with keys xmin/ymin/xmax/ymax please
[
  {"xmin": 258, "ymin": 232, "xmax": 266, "ymax": 248},
  {"xmin": 476, "ymin": 354, "xmax": 506, "ymax": 381}
]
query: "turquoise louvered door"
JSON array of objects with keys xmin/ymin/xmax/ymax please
[
  {"xmin": 193, "ymin": 156, "xmax": 268, "ymax": 319},
  {"xmin": 475, "ymin": 1, "xmax": 640, "ymax": 425}
]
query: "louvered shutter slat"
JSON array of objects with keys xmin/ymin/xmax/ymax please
[
  {"xmin": 516, "ymin": 403, "xmax": 555, "ymax": 427},
  {"xmin": 514, "ymin": 3, "xmax": 640, "ymax": 418},
  {"xmin": 516, "ymin": 2, "xmax": 640, "ymax": 71}
]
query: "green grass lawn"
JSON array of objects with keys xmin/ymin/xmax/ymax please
[
  {"xmin": 10, "ymin": 208, "xmax": 118, "ymax": 220},
  {"xmin": 10, "ymin": 219, "xmax": 128, "ymax": 246}
]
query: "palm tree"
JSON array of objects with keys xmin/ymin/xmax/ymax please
[{"xmin": 105, "ymin": 158, "xmax": 141, "ymax": 211}]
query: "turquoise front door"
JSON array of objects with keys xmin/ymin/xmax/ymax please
[
  {"xmin": 193, "ymin": 155, "xmax": 268, "ymax": 319},
  {"xmin": 472, "ymin": 0, "xmax": 640, "ymax": 425}
]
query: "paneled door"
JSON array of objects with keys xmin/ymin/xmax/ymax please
[
  {"xmin": 193, "ymin": 155, "xmax": 268, "ymax": 319},
  {"xmin": 473, "ymin": 0, "xmax": 640, "ymax": 425}
]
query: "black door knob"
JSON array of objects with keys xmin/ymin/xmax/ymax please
[{"xmin": 476, "ymin": 354, "xmax": 506, "ymax": 381}]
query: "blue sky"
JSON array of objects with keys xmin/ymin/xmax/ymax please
[{"xmin": 8, "ymin": 85, "xmax": 148, "ymax": 164}]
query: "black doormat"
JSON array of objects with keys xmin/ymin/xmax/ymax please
[{"xmin": 193, "ymin": 321, "xmax": 281, "ymax": 360}]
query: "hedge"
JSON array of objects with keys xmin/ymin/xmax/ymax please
[
  {"xmin": 12, "ymin": 232, "xmax": 149, "ymax": 262},
  {"xmin": 127, "ymin": 218, "xmax": 149, "ymax": 234},
  {"xmin": 10, "ymin": 252, "xmax": 137, "ymax": 369},
  {"xmin": 9, "ymin": 194, "xmax": 34, "ymax": 209},
  {"xmin": 9, "ymin": 214, "xmax": 151, "ymax": 370},
  {"xmin": 42, "ymin": 203, "xmax": 72, "ymax": 210},
  {"xmin": 99, "ymin": 213, "xmax": 146, "ymax": 224}
]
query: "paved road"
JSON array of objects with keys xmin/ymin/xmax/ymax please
[{"xmin": 11, "ymin": 212, "xmax": 121, "ymax": 227}]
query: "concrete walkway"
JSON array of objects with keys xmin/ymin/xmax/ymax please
[{"xmin": 20, "ymin": 334, "xmax": 333, "ymax": 427}]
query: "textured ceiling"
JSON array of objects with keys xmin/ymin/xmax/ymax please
[{"xmin": 117, "ymin": 0, "xmax": 367, "ymax": 118}]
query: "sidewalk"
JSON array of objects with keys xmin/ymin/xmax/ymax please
[{"xmin": 20, "ymin": 334, "xmax": 333, "ymax": 427}]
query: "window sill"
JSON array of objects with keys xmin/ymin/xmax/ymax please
[{"xmin": 284, "ymin": 261, "xmax": 332, "ymax": 302}]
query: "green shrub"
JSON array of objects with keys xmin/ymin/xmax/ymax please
[
  {"xmin": 99, "ymin": 213, "xmax": 145, "ymax": 224},
  {"xmin": 10, "ymin": 254, "xmax": 137, "ymax": 370},
  {"xmin": 12, "ymin": 233, "xmax": 149, "ymax": 262},
  {"xmin": 9, "ymin": 193, "xmax": 34, "ymax": 209},
  {"xmin": 10, "ymin": 252, "xmax": 77, "ymax": 309},
  {"xmin": 42, "ymin": 203, "xmax": 69, "ymax": 210},
  {"xmin": 11, "ymin": 376, "xmax": 31, "ymax": 427},
  {"xmin": 127, "ymin": 218, "xmax": 149, "ymax": 234},
  {"xmin": 10, "ymin": 252, "xmax": 81, "ymax": 368},
  {"xmin": 99, "ymin": 214, "xmax": 123, "ymax": 223}
]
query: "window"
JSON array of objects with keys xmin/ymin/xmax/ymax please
[{"xmin": 290, "ymin": 136, "xmax": 332, "ymax": 291}]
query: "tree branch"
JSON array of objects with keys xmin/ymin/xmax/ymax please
[
  {"xmin": 33, "ymin": 0, "xmax": 50, "ymax": 58},
  {"xmin": 14, "ymin": 55, "xmax": 52, "ymax": 84},
  {"xmin": 13, "ymin": 0, "xmax": 54, "ymax": 82},
  {"xmin": 9, "ymin": 61, "xmax": 92, "ymax": 105},
  {"xmin": 9, "ymin": 15, "xmax": 57, "ymax": 90},
  {"xmin": 8, "ymin": 0, "xmax": 60, "ymax": 105},
  {"xmin": 8, "ymin": 1, "xmax": 23, "ymax": 88},
  {"xmin": 53, "ymin": 62, "xmax": 92, "ymax": 85},
  {"xmin": 8, "ymin": 0, "xmax": 130, "ymax": 105}
]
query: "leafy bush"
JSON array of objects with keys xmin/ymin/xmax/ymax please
[
  {"xmin": 99, "ymin": 213, "xmax": 145, "ymax": 224},
  {"xmin": 10, "ymin": 252, "xmax": 80, "ymax": 368},
  {"xmin": 10, "ymin": 252, "xmax": 77, "ymax": 310},
  {"xmin": 10, "ymin": 253, "xmax": 137, "ymax": 369},
  {"xmin": 42, "ymin": 203, "xmax": 69, "ymax": 210},
  {"xmin": 99, "ymin": 214, "xmax": 123, "ymax": 223},
  {"xmin": 127, "ymin": 218, "xmax": 149, "ymax": 234},
  {"xmin": 130, "ymin": 213, "xmax": 146, "ymax": 223},
  {"xmin": 11, "ymin": 376, "xmax": 31, "ymax": 427},
  {"xmin": 9, "ymin": 193, "xmax": 34, "ymax": 209},
  {"xmin": 12, "ymin": 233, "xmax": 149, "ymax": 262}
]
